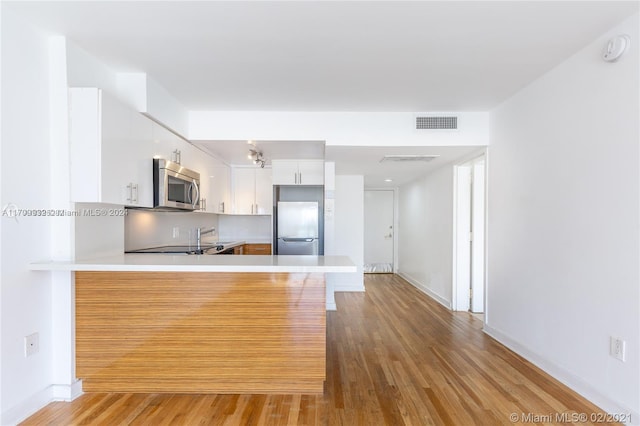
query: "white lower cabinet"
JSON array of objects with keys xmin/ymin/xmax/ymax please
[{"xmin": 232, "ymin": 167, "xmax": 272, "ymax": 215}]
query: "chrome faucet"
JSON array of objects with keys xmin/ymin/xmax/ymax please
[{"xmin": 196, "ymin": 226, "xmax": 216, "ymax": 250}]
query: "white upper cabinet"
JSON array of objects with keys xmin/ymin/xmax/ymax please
[
  {"xmin": 232, "ymin": 167, "xmax": 272, "ymax": 215},
  {"xmin": 69, "ymin": 88, "xmax": 153, "ymax": 207},
  {"xmin": 190, "ymin": 151, "xmax": 230, "ymax": 214},
  {"xmin": 207, "ymin": 163, "xmax": 231, "ymax": 214},
  {"xmin": 271, "ymin": 159, "xmax": 324, "ymax": 185},
  {"xmin": 254, "ymin": 168, "xmax": 273, "ymax": 214},
  {"xmin": 150, "ymin": 122, "xmax": 181, "ymax": 164},
  {"xmin": 151, "ymin": 115, "xmax": 230, "ymax": 214}
]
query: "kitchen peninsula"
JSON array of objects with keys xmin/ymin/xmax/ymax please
[{"xmin": 31, "ymin": 255, "xmax": 355, "ymax": 394}]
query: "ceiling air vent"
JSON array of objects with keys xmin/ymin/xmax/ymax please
[
  {"xmin": 416, "ymin": 116, "xmax": 457, "ymax": 130},
  {"xmin": 380, "ymin": 155, "xmax": 440, "ymax": 163}
]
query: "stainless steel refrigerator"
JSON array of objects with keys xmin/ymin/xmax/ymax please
[{"xmin": 276, "ymin": 201, "xmax": 319, "ymax": 255}]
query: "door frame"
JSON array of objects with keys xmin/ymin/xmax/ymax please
[
  {"xmin": 363, "ymin": 188, "xmax": 399, "ymax": 274},
  {"xmin": 452, "ymin": 151, "xmax": 488, "ymax": 314}
]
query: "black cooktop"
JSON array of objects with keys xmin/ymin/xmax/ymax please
[{"xmin": 126, "ymin": 244, "xmax": 221, "ymax": 254}]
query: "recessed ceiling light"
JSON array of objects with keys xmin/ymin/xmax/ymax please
[{"xmin": 384, "ymin": 179, "xmax": 393, "ymax": 182}]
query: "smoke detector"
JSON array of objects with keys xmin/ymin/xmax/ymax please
[{"xmin": 603, "ymin": 34, "xmax": 630, "ymax": 62}]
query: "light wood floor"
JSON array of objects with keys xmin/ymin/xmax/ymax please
[{"xmin": 22, "ymin": 274, "xmax": 613, "ymax": 425}]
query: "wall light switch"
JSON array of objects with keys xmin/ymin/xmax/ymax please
[{"xmin": 172, "ymin": 227, "xmax": 179, "ymax": 239}]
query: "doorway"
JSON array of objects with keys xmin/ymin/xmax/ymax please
[
  {"xmin": 453, "ymin": 155, "xmax": 486, "ymax": 313},
  {"xmin": 364, "ymin": 190, "xmax": 395, "ymax": 273}
]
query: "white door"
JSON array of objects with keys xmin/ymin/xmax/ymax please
[{"xmin": 363, "ymin": 190, "xmax": 394, "ymax": 273}]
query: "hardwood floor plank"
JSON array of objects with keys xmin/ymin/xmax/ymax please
[{"xmin": 21, "ymin": 274, "xmax": 618, "ymax": 426}]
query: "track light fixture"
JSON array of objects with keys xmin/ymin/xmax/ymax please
[{"xmin": 248, "ymin": 148, "xmax": 266, "ymax": 168}]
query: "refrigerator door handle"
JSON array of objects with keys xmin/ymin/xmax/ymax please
[{"xmin": 281, "ymin": 237, "xmax": 314, "ymax": 242}]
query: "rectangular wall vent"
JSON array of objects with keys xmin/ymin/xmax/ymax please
[
  {"xmin": 416, "ymin": 116, "xmax": 458, "ymax": 130},
  {"xmin": 380, "ymin": 155, "xmax": 440, "ymax": 163}
]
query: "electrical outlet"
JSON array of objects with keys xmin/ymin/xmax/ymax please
[
  {"xmin": 24, "ymin": 333, "xmax": 39, "ymax": 357},
  {"xmin": 172, "ymin": 227, "xmax": 179, "ymax": 239},
  {"xmin": 610, "ymin": 336, "xmax": 626, "ymax": 362}
]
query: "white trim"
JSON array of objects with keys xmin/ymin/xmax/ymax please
[
  {"xmin": 333, "ymin": 284, "xmax": 365, "ymax": 292},
  {"xmin": 51, "ymin": 380, "xmax": 83, "ymax": 401},
  {"xmin": 483, "ymin": 325, "xmax": 639, "ymax": 425},
  {"xmin": 397, "ymin": 272, "xmax": 452, "ymax": 309},
  {"xmin": 326, "ymin": 302, "xmax": 337, "ymax": 311},
  {"xmin": 452, "ymin": 149, "xmax": 488, "ymax": 313},
  {"xmin": 1, "ymin": 380, "xmax": 83, "ymax": 426}
]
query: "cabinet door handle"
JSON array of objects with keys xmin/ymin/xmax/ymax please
[
  {"xmin": 192, "ymin": 179, "xmax": 200, "ymax": 209},
  {"xmin": 132, "ymin": 183, "xmax": 138, "ymax": 203},
  {"xmin": 126, "ymin": 183, "xmax": 133, "ymax": 203},
  {"xmin": 299, "ymin": 172, "xmax": 302, "ymax": 185}
]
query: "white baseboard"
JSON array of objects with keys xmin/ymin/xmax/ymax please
[
  {"xmin": 1, "ymin": 380, "xmax": 83, "ymax": 426},
  {"xmin": 52, "ymin": 380, "xmax": 83, "ymax": 400},
  {"xmin": 483, "ymin": 325, "xmax": 639, "ymax": 426},
  {"xmin": 326, "ymin": 302, "xmax": 337, "ymax": 311},
  {"xmin": 397, "ymin": 272, "xmax": 452, "ymax": 309},
  {"xmin": 333, "ymin": 284, "xmax": 365, "ymax": 292}
]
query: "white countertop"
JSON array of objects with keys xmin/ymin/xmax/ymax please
[{"xmin": 30, "ymin": 254, "xmax": 356, "ymax": 273}]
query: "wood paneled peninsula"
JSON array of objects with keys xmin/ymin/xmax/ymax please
[{"xmin": 32, "ymin": 255, "xmax": 355, "ymax": 394}]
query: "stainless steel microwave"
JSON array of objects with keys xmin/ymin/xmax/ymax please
[{"xmin": 153, "ymin": 159, "xmax": 200, "ymax": 210}]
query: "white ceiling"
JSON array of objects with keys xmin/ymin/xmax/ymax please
[
  {"xmin": 326, "ymin": 145, "xmax": 483, "ymax": 187},
  {"xmin": 5, "ymin": 1, "xmax": 638, "ymax": 187},
  {"xmin": 194, "ymin": 141, "xmax": 480, "ymax": 187},
  {"xmin": 6, "ymin": 1, "xmax": 637, "ymax": 112},
  {"xmin": 195, "ymin": 140, "xmax": 326, "ymax": 166}
]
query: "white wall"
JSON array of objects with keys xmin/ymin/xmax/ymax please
[
  {"xmin": 397, "ymin": 165, "xmax": 455, "ymax": 307},
  {"xmin": 69, "ymin": 46, "xmax": 189, "ymax": 139},
  {"xmin": 49, "ymin": 35, "xmax": 80, "ymax": 406},
  {"xmin": 326, "ymin": 175, "xmax": 364, "ymax": 293},
  {"xmin": 66, "ymin": 41, "xmax": 119, "ymax": 96},
  {"xmin": 189, "ymin": 111, "xmax": 489, "ymax": 147},
  {"xmin": 487, "ymin": 14, "xmax": 639, "ymax": 419},
  {"xmin": 1, "ymin": 9, "xmax": 54, "ymax": 423},
  {"xmin": 117, "ymin": 73, "xmax": 190, "ymax": 138},
  {"xmin": 145, "ymin": 76, "xmax": 189, "ymax": 137}
]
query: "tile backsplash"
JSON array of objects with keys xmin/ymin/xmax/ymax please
[
  {"xmin": 125, "ymin": 209, "xmax": 219, "ymax": 251},
  {"xmin": 218, "ymin": 215, "xmax": 272, "ymax": 243}
]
